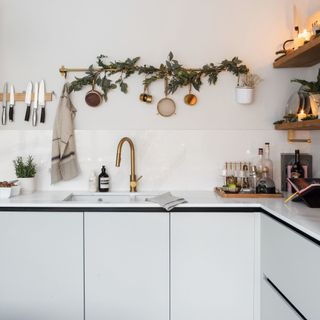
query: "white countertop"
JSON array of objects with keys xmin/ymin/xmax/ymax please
[{"xmin": 1, "ymin": 190, "xmax": 320, "ymax": 242}]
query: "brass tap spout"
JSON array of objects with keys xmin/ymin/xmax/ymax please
[{"xmin": 116, "ymin": 137, "xmax": 141, "ymax": 192}]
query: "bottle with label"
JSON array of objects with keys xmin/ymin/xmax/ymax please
[
  {"xmin": 89, "ymin": 170, "xmax": 98, "ymax": 192},
  {"xmin": 291, "ymin": 150, "xmax": 305, "ymax": 179},
  {"xmin": 256, "ymin": 167, "xmax": 276, "ymax": 194},
  {"xmin": 256, "ymin": 148, "xmax": 264, "ymax": 179},
  {"xmin": 263, "ymin": 142, "xmax": 273, "ymax": 179},
  {"xmin": 98, "ymin": 165, "xmax": 110, "ymax": 192}
]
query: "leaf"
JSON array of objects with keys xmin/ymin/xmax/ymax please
[{"xmin": 120, "ymin": 81, "xmax": 128, "ymax": 93}]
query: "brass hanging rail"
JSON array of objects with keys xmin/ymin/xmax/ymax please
[{"xmin": 59, "ymin": 65, "xmax": 203, "ymax": 77}]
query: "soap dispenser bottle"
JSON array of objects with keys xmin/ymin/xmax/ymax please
[
  {"xmin": 89, "ymin": 170, "xmax": 98, "ymax": 192},
  {"xmin": 98, "ymin": 165, "xmax": 110, "ymax": 192}
]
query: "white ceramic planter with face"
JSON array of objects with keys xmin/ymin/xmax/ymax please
[
  {"xmin": 235, "ymin": 87, "xmax": 254, "ymax": 104},
  {"xmin": 19, "ymin": 177, "xmax": 35, "ymax": 195}
]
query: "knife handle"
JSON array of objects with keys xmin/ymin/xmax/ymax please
[
  {"xmin": 9, "ymin": 106, "xmax": 14, "ymax": 122},
  {"xmin": 24, "ymin": 105, "xmax": 31, "ymax": 121},
  {"xmin": 32, "ymin": 109, "xmax": 37, "ymax": 127},
  {"xmin": 2, "ymin": 108, "xmax": 6, "ymax": 125},
  {"xmin": 40, "ymin": 107, "xmax": 45, "ymax": 123}
]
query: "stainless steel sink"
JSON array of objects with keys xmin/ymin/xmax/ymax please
[{"xmin": 63, "ymin": 192, "xmax": 159, "ymax": 203}]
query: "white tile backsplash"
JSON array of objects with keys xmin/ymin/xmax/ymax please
[{"xmin": 0, "ymin": 130, "xmax": 319, "ymax": 192}]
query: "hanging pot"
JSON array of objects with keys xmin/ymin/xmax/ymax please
[
  {"xmin": 85, "ymin": 79, "xmax": 103, "ymax": 107},
  {"xmin": 157, "ymin": 78, "xmax": 176, "ymax": 117},
  {"xmin": 139, "ymin": 84, "xmax": 153, "ymax": 103},
  {"xmin": 184, "ymin": 83, "xmax": 197, "ymax": 106},
  {"xmin": 235, "ymin": 86, "xmax": 254, "ymax": 104}
]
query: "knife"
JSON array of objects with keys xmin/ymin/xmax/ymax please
[
  {"xmin": 24, "ymin": 82, "xmax": 33, "ymax": 121},
  {"xmin": 2, "ymin": 83, "xmax": 7, "ymax": 125},
  {"xmin": 9, "ymin": 85, "xmax": 15, "ymax": 122},
  {"xmin": 32, "ymin": 82, "xmax": 39, "ymax": 127},
  {"xmin": 39, "ymin": 80, "xmax": 46, "ymax": 123}
]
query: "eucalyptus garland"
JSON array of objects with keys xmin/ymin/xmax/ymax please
[{"xmin": 68, "ymin": 52, "xmax": 249, "ymax": 100}]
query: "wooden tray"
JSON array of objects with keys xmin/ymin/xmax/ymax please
[{"xmin": 215, "ymin": 187, "xmax": 283, "ymax": 198}]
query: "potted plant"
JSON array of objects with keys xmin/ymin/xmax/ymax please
[
  {"xmin": 236, "ymin": 73, "xmax": 261, "ymax": 104},
  {"xmin": 13, "ymin": 156, "xmax": 37, "ymax": 194},
  {"xmin": 291, "ymin": 68, "xmax": 320, "ymax": 116}
]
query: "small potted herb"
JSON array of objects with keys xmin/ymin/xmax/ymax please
[
  {"xmin": 13, "ymin": 156, "xmax": 37, "ymax": 194},
  {"xmin": 236, "ymin": 73, "xmax": 261, "ymax": 104},
  {"xmin": 291, "ymin": 68, "xmax": 320, "ymax": 116}
]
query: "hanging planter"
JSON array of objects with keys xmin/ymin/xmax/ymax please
[
  {"xmin": 235, "ymin": 73, "xmax": 261, "ymax": 105},
  {"xmin": 235, "ymin": 87, "xmax": 254, "ymax": 104}
]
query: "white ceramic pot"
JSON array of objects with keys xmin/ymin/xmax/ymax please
[
  {"xmin": 19, "ymin": 177, "xmax": 35, "ymax": 195},
  {"xmin": 235, "ymin": 87, "xmax": 254, "ymax": 104}
]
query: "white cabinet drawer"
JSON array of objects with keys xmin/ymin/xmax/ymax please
[
  {"xmin": 261, "ymin": 277, "xmax": 303, "ymax": 320},
  {"xmin": 262, "ymin": 214, "xmax": 320, "ymax": 320}
]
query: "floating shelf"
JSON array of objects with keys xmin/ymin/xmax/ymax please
[
  {"xmin": 274, "ymin": 119, "xmax": 320, "ymax": 130},
  {"xmin": 273, "ymin": 37, "xmax": 320, "ymax": 68}
]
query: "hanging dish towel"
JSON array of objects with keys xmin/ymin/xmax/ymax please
[{"xmin": 51, "ymin": 83, "xmax": 79, "ymax": 184}]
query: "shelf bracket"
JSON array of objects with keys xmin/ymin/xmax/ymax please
[{"xmin": 287, "ymin": 130, "xmax": 312, "ymax": 143}]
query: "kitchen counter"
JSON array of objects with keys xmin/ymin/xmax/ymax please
[{"xmin": 0, "ymin": 190, "xmax": 320, "ymax": 242}]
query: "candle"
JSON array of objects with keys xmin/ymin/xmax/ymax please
[
  {"xmin": 298, "ymin": 109, "xmax": 306, "ymax": 121},
  {"xmin": 294, "ymin": 29, "xmax": 311, "ymax": 49},
  {"xmin": 300, "ymin": 29, "xmax": 311, "ymax": 41}
]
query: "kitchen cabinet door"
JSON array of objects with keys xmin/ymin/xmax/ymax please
[
  {"xmin": 171, "ymin": 212, "xmax": 256, "ymax": 320},
  {"xmin": 261, "ymin": 277, "xmax": 302, "ymax": 320},
  {"xmin": 261, "ymin": 214, "xmax": 320, "ymax": 319},
  {"xmin": 0, "ymin": 211, "xmax": 83, "ymax": 320},
  {"xmin": 85, "ymin": 212, "xmax": 169, "ymax": 320}
]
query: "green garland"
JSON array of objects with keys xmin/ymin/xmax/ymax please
[{"xmin": 69, "ymin": 52, "xmax": 249, "ymax": 101}]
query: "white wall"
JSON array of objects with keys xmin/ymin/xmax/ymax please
[{"xmin": 0, "ymin": 0, "xmax": 319, "ymax": 191}]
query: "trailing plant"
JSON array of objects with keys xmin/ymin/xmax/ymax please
[
  {"xmin": 238, "ymin": 72, "xmax": 262, "ymax": 88},
  {"xmin": 68, "ymin": 52, "xmax": 250, "ymax": 98},
  {"xmin": 13, "ymin": 156, "xmax": 37, "ymax": 178},
  {"xmin": 291, "ymin": 68, "xmax": 320, "ymax": 93}
]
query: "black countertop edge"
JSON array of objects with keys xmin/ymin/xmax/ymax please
[
  {"xmin": 0, "ymin": 206, "xmax": 319, "ymax": 246},
  {"xmin": 0, "ymin": 206, "xmax": 260, "ymax": 213}
]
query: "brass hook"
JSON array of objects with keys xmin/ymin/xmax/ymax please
[{"xmin": 59, "ymin": 66, "xmax": 67, "ymax": 79}]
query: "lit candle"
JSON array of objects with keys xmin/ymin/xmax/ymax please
[
  {"xmin": 298, "ymin": 109, "xmax": 306, "ymax": 121},
  {"xmin": 300, "ymin": 29, "xmax": 311, "ymax": 41},
  {"xmin": 294, "ymin": 29, "xmax": 311, "ymax": 49}
]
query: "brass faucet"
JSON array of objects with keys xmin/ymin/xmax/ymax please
[{"xmin": 115, "ymin": 137, "xmax": 141, "ymax": 192}]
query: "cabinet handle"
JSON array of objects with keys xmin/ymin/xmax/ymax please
[{"xmin": 264, "ymin": 276, "xmax": 307, "ymax": 320}]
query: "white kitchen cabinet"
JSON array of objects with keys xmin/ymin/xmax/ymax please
[
  {"xmin": 85, "ymin": 212, "xmax": 169, "ymax": 320},
  {"xmin": 261, "ymin": 277, "xmax": 302, "ymax": 320},
  {"xmin": 171, "ymin": 212, "xmax": 257, "ymax": 320},
  {"xmin": 0, "ymin": 211, "xmax": 84, "ymax": 320},
  {"xmin": 261, "ymin": 214, "xmax": 320, "ymax": 320}
]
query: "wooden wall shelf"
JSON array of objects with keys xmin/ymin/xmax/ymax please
[
  {"xmin": 0, "ymin": 92, "xmax": 53, "ymax": 102},
  {"xmin": 274, "ymin": 119, "xmax": 320, "ymax": 130},
  {"xmin": 273, "ymin": 37, "xmax": 320, "ymax": 68}
]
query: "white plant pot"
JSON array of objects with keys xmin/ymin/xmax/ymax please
[
  {"xmin": 235, "ymin": 87, "xmax": 254, "ymax": 104},
  {"xmin": 19, "ymin": 177, "xmax": 35, "ymax": 195}
]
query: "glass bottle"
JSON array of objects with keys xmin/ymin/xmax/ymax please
[
  {"xmin": 291, "ymin": 149, "xmax": 305, "ymax": 179},
  {"xmin": 263, "ymin": 142, "xmax": 273, "ymax": 179},
  {"xmin": 256, "ymin": 148, "xmax": 264, "ymax": 179},
  {"xmin": 249, "ymin": 165, "xmax": 257, "ymax": 193},
  {"xmin": 256, "ymin": 168, "xmax": 276, "ymax": 194}
]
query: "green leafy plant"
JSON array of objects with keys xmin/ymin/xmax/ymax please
[
  {"xmin": 291, "ymin": 69, "xmax": 320, "ymax": 93},
  {"xmin": 68, "ymin": 52, "xmax": 250, "ymax": 97},
  {"xmin": 13, "ymin": 156, "xmax": 37, "ymax": 178}
]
